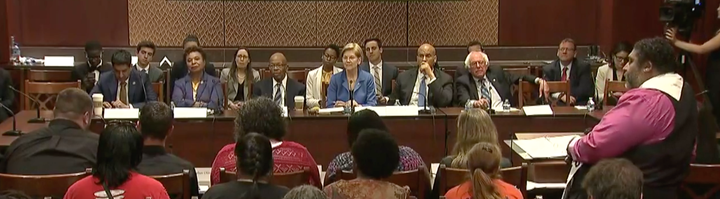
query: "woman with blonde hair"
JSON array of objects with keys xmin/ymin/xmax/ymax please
[
  {"xmin": 444, "ymin": 142, "xmax": 523, "ymax": 199},
  {"xmin": 326, "ymin": 43, "xmax": 377, "ymax": 107}
]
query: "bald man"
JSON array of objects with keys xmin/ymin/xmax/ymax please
[
  {"xmin": 389, "ymin": 44, "xmax": 454, "ymax": 107},
  {"xmin": 252, "ymin": 53, "xmax": 306, "ymax": 110},
  {"xmin": 456, "ymin": 52, "xmax": 549, "ymax": 109}
]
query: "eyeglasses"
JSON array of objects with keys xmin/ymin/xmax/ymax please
[
  {"xmin": 559, "ymin": 48, "xmax": 576, "ymax": 52},
  {"xmin": 614, "ymin": 56, "xmax": 629, "ymax": 63},
  {"xmin": 268, "ymin": 64, "xmax": 286, "ymax": 69}
]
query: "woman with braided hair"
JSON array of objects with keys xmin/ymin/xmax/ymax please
[
  {"xmin": 444, "ymin": 142, "xmax": 523, "ymax": 199},
  {"xmin": 202, "ymin": 133, "xmax": 289, "ymax": 199}
]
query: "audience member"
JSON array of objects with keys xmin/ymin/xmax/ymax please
[
  {"xmin": 565, "ymin": 37, "xmax": 697, "ymax": 199},
  {"xmin": 71, "ymin": 41, "xmax": 112, "ymax": 93},
  {"xmin": 252, "ymin": 53, "xmax": 306, "ymax": 110},
  {"xmin": 325, "ymin": 109, "xmax": 426, "ymax": 184},
  {"xmin": 91, "ymin": 49, "xmax": 158, "ymax": 108},
  {"xmin": 595, "ymin": 42, "xmax": 632, "ymax": 104},
  {"xmin": 582, "ymin": 158, "xmax": 643, "ymax": 199},
  {"xmin": 324, "ymin": 129, "xmax": 411, "ymax": 199},
  {"xmin": 389, "ymin": 43, "xmax": 453, "ymax": 107},
  {"xmin": 283, "ymin": 185, "xmax": 327, "ymax": 199},
  {"xmin": 172, "ymin": 46, "xmax": 224, "ymax": 110},
  {"xmin": 203, "ymin": 133, "xmax": 289, "ymax": 199},
  {"xmin": 170, "ymin": 35, "xmax": 217, "ymax": 95},
  {"xmin": 0, "ymin": 67, "xmax": 13, "ymax": 123},
  {"xmin": 444, "ymin": 142, "xmax": 522, "ymax": 199},
  {"xmin": 306, "ymin": 44, "xmax": 343, "ymax": 108},
  {"xmin": 0, "ymin": 88, "xmax": 97, "ymax": 174},
  {"xmin": 134, "ymin": 40, "xmax": 164, "ymax": 82},
  {"xmin": 359, "ymin": 38, "xmax": 399, "ymax": 105},
  {"xmin": 210, "ymin": 97, "xmax": 321, "ymax": 186},
  {"xmin": 63, "ymin": 121, "xmax": 169, "ymax": 199},
  {"xmin": 542, "ymin": 38, "xmax": 595, "ymax": 105},
  {"xmin": 220, "ymin": 47, "xmax": 261, "ymax": 110},
  {"xmin": 326, "ymin": 43, "xmax": 377, "ymax": 107},
  {"xmin": 135, "ymin": 101, "xmax": 199, "ymax": 197}
]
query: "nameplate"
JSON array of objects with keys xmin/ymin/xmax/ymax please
[
  {"xmin": 174, "ymin": 107, "xmax": 208, "ymax": 118},
  {"xmin": 522, "ymin": 105, "xmax": 554, "ymax": 116},
  {"xmin": 318, "ymin": 106, "xmax": 419, "ymax": 116},
  {"xmin": 43, "ymin": 56, "xmax": 74, "ymax": 67},
  {"xmin": 103, "ymin": 108, "xmax": 140, "ymax": 119}
]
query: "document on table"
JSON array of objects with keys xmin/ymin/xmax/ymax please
[
  {"xmin": 522, "ymin": 105, "xmax": 553, "ymax": 116},
  {"xmin": 513, "ymin": 135, "xmax": 578, "ymax": 159}
]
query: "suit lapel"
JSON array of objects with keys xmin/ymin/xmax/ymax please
[
  {"xmin": 196, "ymin": 75, "xmax": 207, "ymax": 101},
  {"xmin": 468, "ymin": 75, "xmax": 479, "ymax": 100},
  {"xmin": 128, "ymin": 74, "xmax": 138, "ymax": 103},
  {"xmin": 184, "ymin": 78, "xmax": 193, "ymax": 100},
  {"xmin": 405, "ymin": 69, "xmax": 418, "ymax": 104},
  {"xmin": 382, "ymin": 67, "xmax": 391, "ymax": 95},
  {"xmin": 285, "ymin": 81, "xmax": 294, "ymax": 107},
  {"xmin": 108, "ymin": 75, "xmax": 118, "ymax": 101}
]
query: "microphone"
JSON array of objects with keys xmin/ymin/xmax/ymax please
[
  {"xmin": 8, "ymin": 86, "xmax": 45, "ymax": 123},
  {"xmin": 139, "ymin": 72, "xmax": 148, "ymax": 104},
  {"xmin": 0, "ymin": 103, "xmax": 21, "ymax": 136},
  {"xmin": 412, "ymin": 91, "xmax": 433, "ymax": 114},
  {"xmin": 348, "ymin": 80, "xmax": 355, "ymax": 114},
  {"xmin": 590, "ymin": 62, "xmax": 603, "ymax": 110}
]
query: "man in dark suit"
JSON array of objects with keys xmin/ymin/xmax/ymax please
[
  {"xmin": 456, "ymin": 51, "xmax": 549, "ymax": 109},
  {"xmin": 253, "ymin": 53, "xmax": 306, "ymax": 110},
  {"xmin": 542, "ymin": 38, "xmax": 594, "ymax": 105},
  {"xmin": 134, "ymin": 41, "xmax": 164, "ymax": 83},
  {"xmin": 0, "ymin": 68, "xmax": 14, "ymax": 123},
  {"xmin": 91, "ymin": 50, "xmax": 158, "ymax": 108},
  {"xmin": 389, "ymin": 44, "xmax": 453, "ymax": 107},
  {"xmin": 71, "ymin": 41, "xmax": 112, "ymax": 93},
  {"xmin": 170, "ymin": 35, "xmax": 216, "ymax": 95},
  {"xmin": 359, "ymin": 38, "xmax": 399, "ymax": 104},
  {"xmin": 454, "ymin": 41, "xmax": 485, "ymax": 80}
]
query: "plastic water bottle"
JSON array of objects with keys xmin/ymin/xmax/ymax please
[
  {"xmin": 394, "ymin": 99, "xmax": 401, "ymax": 106},
  {"xmin": 587, "ymin": 97, "xmax": 595, "ymax": 112},
  {"xmin": 170, "ymin": 101, "xmax": 176, "ymax": 110},
  {"xmin": 502, "ymin": 99, "xmax": 511, "ymax": 111},
  {"xmin": 10, "ymin": 36, "xmax": 20, "ymax": 64}
]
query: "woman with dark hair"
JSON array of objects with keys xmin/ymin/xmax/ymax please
[
  {"xmin": 172, "ymin": 46, "xmax": 224, "ymax": 110},
  {"xmin": 444, "ymin": 142, "xmax": 522, "ymax": 199},
  {"xmin": 203, "ymin": 133, "xmax": 289, "ymax": 199},
  {"xmin": 64, "ymin": 122, "xmax": 169, "ymax": 199},
  {"xmin": 595, "ymin": 42, "xmax": 632, "ymax": 104},
  {"xmin": 324, "ymin": 129, "xmax": 411, "ymax": 199},
  {"xmin": 220, "ymin": 47, "xmax": 261, "ymax": 110},
  {"xmin": 324, "ymin": 109, "xmax": 426, "ymax": 185}
]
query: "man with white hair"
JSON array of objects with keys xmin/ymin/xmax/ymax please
[{"xmin": 455, "ymin": 51, "xmax": 549, "ymax": 109}]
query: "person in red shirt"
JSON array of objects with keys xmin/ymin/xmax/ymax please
[
  {"xmin": 64, "ymin": 121, "xmax": 169, "ymax": 199},
  {"xmin": 444, "ymin": 142, "xmax": 523, "ymax": 199},
  {"xmin": 210, "ymin": 97, "xmax": 321, "ymax": 187}
]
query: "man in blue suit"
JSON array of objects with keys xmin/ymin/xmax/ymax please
[{"xmin": 92, "ymin": 50, "xmax": 157, "ymax": 108}]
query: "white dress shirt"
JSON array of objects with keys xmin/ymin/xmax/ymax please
[
  {"xmin": 410, "ymin": 71, "xmax": 437, "ymax": 106},
  {"xmin": 370, "ymin": 61, "xmax": 383, "ymax": 88},
  {"xmin": 89, "ymin": 61, "xmax": 102, "ymax": 85},
  {"xmin": 135, "ymin": 64, "xmax": 150, "ymax": 74},
  {"xmin": 273, "ymin": 75, "xmax": 288, "ymax": 107},
  {"xmin": 552, "ymin": 62, "xmax": 573, "ymax": 99},
  {"xmin": 467, "ymin": 76, "xmax": 502, "ymax": 109}
]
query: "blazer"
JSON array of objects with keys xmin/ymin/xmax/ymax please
[
  {"xmin": 0, "ymin": 68, "xmax": 14, "ymax": 123},
  {"xmin": 71, "ymin": 62, "xmax": 113, "ymax": 93},
  {"xmin": 542, "ymin": 58, "xmax": 595, "ymax": 105},
  {"xmin": 326, "ymin": 70, "xmax": 377, "ymax": 107},
  {"xmin": 172, "ymin": 72, "xmax": 224, "ymax": 110},
  {"xmin": 134, "ymin": 64, "xmax": 164, "ymax": 83},
  {"xmin": 359, "ymin": 61, "xmax": 399, "ymax": 97},
  {"xmin": 594, "ymin": 63, "xmax": 624, "ymax": 102},
  {"xmin": 220, "ymin": 68, "xmax": 261, "ymax": 104},
  {"xmin": 455, "ymin": 65, "xmax": 538, "ymax": 107},
  {"xmin": 91, "ymin": 70, "xmax": 158, "ymax": 108},
  {"xmin": 306, "ymin": 66, "xmax": 343, "ymax": 108},
  {"xmin": 389, "ymin": 68, "xmax": 454, "ymax": 107},
  {"xmin": 170, "ymin": 60, "xmax": 217, "ymax": 96},
  {"xmin": 252, "ymin": 76, "xmax": 306, "ymax": 110}
]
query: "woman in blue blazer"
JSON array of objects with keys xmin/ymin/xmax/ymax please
[
  {"xmin": 327, "ymin": 43, "xmax": 377, "ymax": 107},
  {"xmin": 172, "ymin": 47, "xmax": 224, "ymax": 110}
]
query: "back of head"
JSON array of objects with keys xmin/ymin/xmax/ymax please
[
  {"xmin": 234, "ymin": 97, "xmax": 286, "ymax": 141},
  {"xmin": 183, "ymin": 35, "xmax": 201, "ymax": 46},
  {"xmin": 0, "ymin": 190, "xmax": 31, "ymax": 199},
  {"xmin": 632, "ymin": 37, "xmax": 677, "ymax": 74},
  {"xmin": 139, "ymin": 101, "xmax": 174, "ymax": 140},
  {"xmin": 347, "ymin": 109, "xmax": 388, "ymax": 147},
  {"xmin": 93, "ymin": 121, "xmax": 144, "ymax": 188},
  {"xmin": 282, "ymin": 185, "xmax": 327, "ymax": 199},
  {"xmin": 582, "ymin": 158, "xmax": 643, "ymax": 199},
  {"xmin": 452, "ymin": 109, "xmax": 498, "ymax": 168},
  {"xmin": 111, "ymin": 50, "xmax": 133, "ymax": 66},
  {"xmin": 351, "ymin": 129, "xmax": 399, "ymax": 180},
  {"xmin": 54, "ymin": 88, "xmax": 93, "ymax": 120},
  {"xmin": 84, "ymin": 41, "xmax": 102, "ymax": 52},
  {"xmin": 235, "ymin": 133, "xmax": 274, "ymax": 199},
  {"xmin": 466, "ymin": 142, "xmax": 503, "ymax": 199}
]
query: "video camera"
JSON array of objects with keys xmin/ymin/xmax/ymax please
[{"xmin": 660, "ymin": 0, "xmax": 705, "ymax": 34}]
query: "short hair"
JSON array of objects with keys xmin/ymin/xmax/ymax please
[
  {"xmin": 347, "ymin": 109, "xmax": 388, "ymax": 147},
  {"xmin": 560, "ymin": 38, "xmax": 577, "ymax": 49},
  {"xmin": 111, "ymin": 50, "xmax": 132, "ymax": 66},
  {"xmin": 234, "ymin": 97, "xmax": 286, "ymax": 140},
  {"xmin": 235, "ymin": 133, "xmax": 274, "ymax": 199},
  {"xmin": 53, "ymin": 88, "xmax": 93, "ymax": 118},
  {"xmin": 351, "ymin": 129, "xmax": 400, "ymax": 179},
  {"xmin": 363, "ymin": 38, "xmax": 383, "ymax": 48},
  {"xmin": 464, "ymin": 51, "xmax": 489, "ymax": 69},
  {"xmin": 632, "ymin": 37, "xmax": 677, "ymax": 74},
  {"xmin": 184, "ymin": 46, "xmax": 208, "ymax": 62},
  {"xmin": 93, "ymin": 121, "xmax": 144, "ymax": 189},
  {"xmin": 139, "ymin": 102, "xmax": 174, "ymax": 140},
  {"xmin": 183, "ymin": 35, "xmax": 201, "ymax": 46},
  {"xmin": 136, "ymin": 40, "xmax": 157, "ymax": 53},
  {"xmin": 467, "ymin": 41, "xmax": 484, "ymax": 52},
  {"xmin": 325, "ymin": 44, "xmax": 341, "ymax": 56},
  {"xmin": 283, "ymin": 185, "xmax": 327, "ymax": 199},
  {"xmin": 582, "ymin": 158, "xmax": 643, "ymax": 199},
  {"xmin": 0, "ymin": 190, "xmax": 31, "ymax": 199},
  {"xmin": 84, "ymin": 41, "xmax": 102, "ymax": 52},
  {"xmin": 341, "ymin": 43, "xmax": 363, "ymax": 58}
]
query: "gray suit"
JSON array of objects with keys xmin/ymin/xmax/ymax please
[
  {"xmin": 134, "ymin": 65, "xmax": 164, "ymax": 83},
  {"xmin": 359, "ymin": 61, "xmax": 399, "ymax": 97},
  {"xmin": 220, "ymin": 68, "xmax": 260, "ymax": 104}
]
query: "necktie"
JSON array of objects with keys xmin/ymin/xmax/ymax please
[
  {"xmin": 479, "ymin": 79, "xmax": 491, "ymax": 106},
  {"xmin": 418, "ymin": 76, "xmax": 427, "ymax": 107},
  {"xmin": 119, "ymin": 82, "xmax": 128, "ymax": 105},
  {"xmin": 561, "ymin": 67, "xmax": 568, "ymax": 81},
  {"xmin": 274, "ymin": 83, "xmax": 282, "ymax": 106},
  {"xmin": 373, "ymin": 66, "xmax": 382, "ymax": 95},
  {"xmin": 141, "ymin": 69, "xmax": 146, "ymax": 74}
]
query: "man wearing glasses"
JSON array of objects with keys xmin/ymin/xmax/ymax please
[
  {"xmin": 542, "ymin": 38, "xmax": 595, "ymax": 105},
  {"xmin": 253, "ymin": 53, "xmax": 306, "ymax": 110}
]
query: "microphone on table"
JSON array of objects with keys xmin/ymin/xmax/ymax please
[
  {"xmin": 0, "ymin": 103, "xmax": 21, "ymax": 136},
  {"xmin": 412, "ymin": 91, "xmax": 433, "ymax": 114},
  {"xmin": 8, "ymin": 86, "xmax": 45, "ymax": 123},
  {"xmin": 348, "ymin": 80, "xmax": 355, "ymax": 114}
]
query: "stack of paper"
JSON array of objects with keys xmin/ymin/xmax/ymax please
[
  {"xmin": 522, "ymin": 105, "xmax": 554, "ymax": 116},
  {"xmin": 513, "ymin": 135, "xmax": 578, "ymax": 159}
]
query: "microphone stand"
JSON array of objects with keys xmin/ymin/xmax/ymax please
[
  {"xmin": 349, "ymin": 80, "xmax": 355, "ymax": 114},
  {"xmin": 9, "ymin": 86, "xmax": 45, "ymax": 123},
  {"xmin": 0, "ymin": 104, "xmax": 21, "ymax": 136},
  {"xmin": 418, "ymin": 92, "xmax": 432, "ymax": 114}
]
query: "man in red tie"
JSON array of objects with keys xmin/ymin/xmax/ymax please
[{"xmin": 542, "ymin": 38, "xmax": 595, "ymax": 105}]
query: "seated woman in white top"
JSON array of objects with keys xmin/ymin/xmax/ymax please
[{"xmin": 595, "ymin": 42, "xmax": 632, "ymax": 104}]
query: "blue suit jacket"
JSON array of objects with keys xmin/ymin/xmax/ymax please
[
  {"xmin": 91, "ymin": 70, "xmax": 157, "ymax": 108},
  {"xmin": 326, "ymin": 70, "xmax": 377, "ymax": 107},
  {"xmin": 172, "ymin": 72, "xmax": 223, "ymax": 110}
]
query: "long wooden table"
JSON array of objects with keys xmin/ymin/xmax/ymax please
[{"xmin": 0, "ymin": 107, "xmax": 600, "ymax": 167}]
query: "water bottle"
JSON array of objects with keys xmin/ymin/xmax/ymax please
[
  {"xmin": 10, "ymin": 36, "xmax": 20, "ymax": 64},
  {"xmin": 502, "ymin": 99, "xmax": 511, "ymax": 111},
  {"xmin": 535, "ymin": 196, "xmax": 543, "ymax": 199},
  {"xmin": 170, "ymin": 101, "xmax": 176, "ymax": 110},
  {"xmin": 587, "ymin": 97, "xmax": 595, "ymax": 112},
  {"xmin": 394, "ymin": 99, "xmax": 401, "ymax": 106}
]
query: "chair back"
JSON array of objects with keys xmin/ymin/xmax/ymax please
[
  {"xmin": 0, "ymin": 170, "xmax": 91, "ymax": 198},
  {"xmin": 438, "ymin": 165, "xmax": 469, "ymax": 195},
  {"xmin": 501, "ymin": 163, "xmax": 528, "ymax": 198},
  {"xmin": 27, "ymin": 70, "xmax": 73, "ymax": 82},
  {"xmin": 518, "ymin": 81, "xmax": 571, "ymax": 107},
  {"xmin": 221, "ymin": 82, "xmax": 228, "ymax": 108},
  {"xmin": 681, "ymin": 164, "xmax": 720, "ymax": 199},
  {"xmin": 219, "ymin": 167, "xmax": 236, "ymax": 183},
  {"xmin": 152, "ymin": 82, "xmax": 164, "ymax": 103},
  {"xmin": 149, "ymin": 170, "xmax": 191, "ymax": 199},
  {"xmin": 271, "ymin": 168, "xmax": 311, "ymax": 189},
  {"xmin": 339, "ymin": 166, "xmax": 429, "ymax": 199},
  {"xmin": 288, "ymin": 69, "xmax": 308, "ymax": 84},
  {"xmin": 603, "ymin": 80, "xmax": 628, "ymax": 106},
  {"xmin": 23, "ymin": 80, "xmax": 82, "ymax": 110}
]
